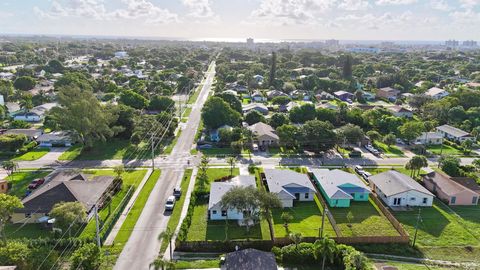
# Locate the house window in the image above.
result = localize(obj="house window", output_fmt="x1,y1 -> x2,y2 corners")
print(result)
212,210 -> 217,215
423,198 -> 428,204
410,197 -> 416,201
451,197 -> 456,204
359,194 -> 363,199
472,197 -> 478,204
305,193 -> 309,199
25,213 -> 31,218
221,210 -> 227,217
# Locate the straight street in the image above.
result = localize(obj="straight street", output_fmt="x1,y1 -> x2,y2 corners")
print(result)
113,61 -> 216,270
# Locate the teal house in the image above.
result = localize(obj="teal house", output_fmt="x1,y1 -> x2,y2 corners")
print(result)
310,169 -> 370,207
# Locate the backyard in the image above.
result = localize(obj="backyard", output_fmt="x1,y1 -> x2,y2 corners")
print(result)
271,196 -> 336,238
394,200 -> 480,247
328,199 -> 400,237
427,144 -> 465,156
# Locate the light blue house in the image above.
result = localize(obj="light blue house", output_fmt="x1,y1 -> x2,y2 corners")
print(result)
209,125 -> 233,142
310,169 -> 370,208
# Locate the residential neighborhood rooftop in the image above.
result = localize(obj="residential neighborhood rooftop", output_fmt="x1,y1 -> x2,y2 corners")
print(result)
369,170 -> 433,197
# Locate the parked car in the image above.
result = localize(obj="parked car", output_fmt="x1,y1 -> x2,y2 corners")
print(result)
396,138 -> 405,145
354,165 -> 364,174
361,171 -> 372,182
28,178 -> 45,190
252,143 -> 259,151
165,196 -> 176,211
198,144 -> 213,149
173,187 -> 182,199
349,150 -> 362,158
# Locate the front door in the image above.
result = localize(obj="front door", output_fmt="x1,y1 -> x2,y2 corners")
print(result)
295,193 -> 300,200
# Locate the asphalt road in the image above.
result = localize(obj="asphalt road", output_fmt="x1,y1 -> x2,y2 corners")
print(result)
113,61 -> 216,270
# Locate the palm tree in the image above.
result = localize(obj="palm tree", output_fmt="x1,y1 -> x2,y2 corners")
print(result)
313,237 -> 337,270
405,155 -> 428,177
226,156 -> 236,177
257,189 -> 282,240
289,232 -> 303,249
159,228 -> 175,261
19,94 -> 33,113
150,257 -> 175,270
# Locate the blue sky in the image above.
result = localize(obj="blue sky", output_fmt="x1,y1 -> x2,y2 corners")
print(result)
0,0 -> 479,41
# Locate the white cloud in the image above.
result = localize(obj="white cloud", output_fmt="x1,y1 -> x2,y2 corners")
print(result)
182,0 -> 215,18
375,0 -> 417,5
339,0 -> 370,10
449,9 -> 480,24
249,0 -> 335,25
430,0 -> 452,11
459,0 -> 479,9
0,10 -> 14,19
336,11 -> 414,29
34,0 -> 179,24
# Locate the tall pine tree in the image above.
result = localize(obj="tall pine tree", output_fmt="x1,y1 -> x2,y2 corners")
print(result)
269,51 -> 277,87
343,54 -> 353,79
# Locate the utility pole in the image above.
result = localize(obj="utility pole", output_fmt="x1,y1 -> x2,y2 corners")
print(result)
320,208 -> 327,238
95,205 -> 101,247
412,208 -> 421,247
150,133 -> 155,170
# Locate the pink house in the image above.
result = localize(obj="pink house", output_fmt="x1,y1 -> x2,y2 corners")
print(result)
423,172 -> 479,206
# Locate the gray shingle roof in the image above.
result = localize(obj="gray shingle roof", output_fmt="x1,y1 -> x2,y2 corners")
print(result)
208,175 -> 256,209
369,170 -> 433,197
310,169 -> 370,199
225,248 -> 277,270
20,171 -> 114,213
247,122 -> 279,140
263,169 -> 315,196
436,124 -> 471,138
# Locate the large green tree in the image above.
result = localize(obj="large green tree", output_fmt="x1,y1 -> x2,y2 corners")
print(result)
69,243 -> 103,270
13,76 -> 36,91
300,120 -> 337,152
50,85 -> 115,147
49,201 -> 86,236
0,194 -> 23,241
201,97 -> 241,129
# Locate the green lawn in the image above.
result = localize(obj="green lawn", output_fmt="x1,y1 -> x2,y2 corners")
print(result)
198,147 -> 237,156
195,168 -> 239,193
268,147 -> 303,157
163,130 -> 181,154
449,204 -> 480,239
329,199 -> 400,237
160,169 -> 193,253
58,139 -> 150,161
80,169 -> 148,238
375,261 -> 454,270
12,147 -> 50,161
182,107 -> 192,118
106,169 -> 160,257
394,200 -> 479,247
188,84 -> 203,104
364,167 -> 427,178
186,198 -> 267,241
5,223 -> 52,239
175,260 -> 220,269
271,196 -> 336,238
427,144 -> 464,155
6,170 -> 51,198
373,141 -> 405,157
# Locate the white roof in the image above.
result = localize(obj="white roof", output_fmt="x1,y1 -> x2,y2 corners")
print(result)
263,169 -> 315,197
208,175 -> 256,209
436,124 -> 471,138
310,169 -> 370,199
369,170 -> 434,197
426,87 -> 448,97
416,132 -> 443,140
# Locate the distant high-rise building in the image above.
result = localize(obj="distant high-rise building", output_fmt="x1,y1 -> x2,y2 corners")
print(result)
325,39 -> 339,46
246,37 -> 255,50
445,40 -> 459,47
463,40 -> 478,47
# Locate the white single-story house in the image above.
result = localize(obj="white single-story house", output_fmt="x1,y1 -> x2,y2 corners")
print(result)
436,124 -> 474,142
425,87 -> 449,100
415,132 -> 443,145
12,102 -> 57,122
263,169 -> 315,208
208,175 -> 257,220
251,91 -> 266,102
369,170 -> 434,207
37,131 -> 74,147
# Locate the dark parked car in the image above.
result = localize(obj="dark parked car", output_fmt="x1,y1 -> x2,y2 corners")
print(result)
173,187 -> 182,199
349,150 -> 362,158
28,178 -> 45,190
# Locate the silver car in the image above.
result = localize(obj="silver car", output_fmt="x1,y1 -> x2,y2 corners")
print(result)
165,196 -> 176,211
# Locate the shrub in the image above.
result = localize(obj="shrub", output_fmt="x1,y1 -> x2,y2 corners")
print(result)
280,242 -> 316,265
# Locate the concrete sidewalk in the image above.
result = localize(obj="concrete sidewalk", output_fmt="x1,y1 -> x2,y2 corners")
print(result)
104,168 -> 153,245
164,167 -> 198,260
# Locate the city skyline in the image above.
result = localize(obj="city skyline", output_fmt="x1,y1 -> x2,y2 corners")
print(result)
0,0 -> 480,41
